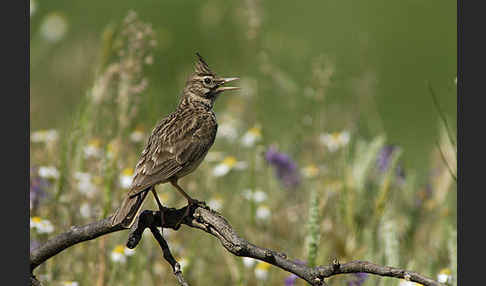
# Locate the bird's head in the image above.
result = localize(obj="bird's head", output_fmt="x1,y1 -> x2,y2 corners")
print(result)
182,53 -> 239,108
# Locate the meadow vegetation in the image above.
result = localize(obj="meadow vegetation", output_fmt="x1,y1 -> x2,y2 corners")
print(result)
30,3 -> 456,286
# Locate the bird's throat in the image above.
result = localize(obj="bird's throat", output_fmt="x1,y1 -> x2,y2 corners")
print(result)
179,92 -> 214,110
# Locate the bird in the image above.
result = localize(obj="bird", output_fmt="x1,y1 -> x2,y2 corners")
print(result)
111,53 -> 239,229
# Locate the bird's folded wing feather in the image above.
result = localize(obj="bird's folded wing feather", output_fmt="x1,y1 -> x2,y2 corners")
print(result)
127,112 -> 216,195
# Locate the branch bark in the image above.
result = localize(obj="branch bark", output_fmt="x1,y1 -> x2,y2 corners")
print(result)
30,205 -> 445,286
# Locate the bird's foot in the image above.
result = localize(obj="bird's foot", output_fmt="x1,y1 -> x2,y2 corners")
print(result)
173,198 -> 207,229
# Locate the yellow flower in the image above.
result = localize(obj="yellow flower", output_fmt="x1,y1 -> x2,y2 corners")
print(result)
106,140 -> 121,159
223,156 -> 237,167
255,205 -> 271,220
31,216 -> 42,224
437,268 -> 452,284
119,168 -> 134,189
212,156 -> 247,177
113,245 -> 125,253
122,168 -> 134,176
111,244 -> 127,263
302,164 -> 319,178
254,261 -> 271,280
241,126 -> 262,147
319,131 -> 350,152
84,138 -> 103,158
130,125 -> 146,143
89,138 -> 101,147
30,217 -> 54,234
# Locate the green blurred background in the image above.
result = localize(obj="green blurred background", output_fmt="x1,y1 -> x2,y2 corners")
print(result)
30,0 -> 456,177
30,1 -> 457,285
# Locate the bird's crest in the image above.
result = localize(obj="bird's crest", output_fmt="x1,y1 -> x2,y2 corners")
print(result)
194,52 -> 214,75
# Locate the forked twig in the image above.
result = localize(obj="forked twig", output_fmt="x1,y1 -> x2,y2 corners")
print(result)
30,206 -> 445,286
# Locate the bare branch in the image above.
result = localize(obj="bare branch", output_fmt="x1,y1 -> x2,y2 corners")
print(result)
30,205 -> 445,286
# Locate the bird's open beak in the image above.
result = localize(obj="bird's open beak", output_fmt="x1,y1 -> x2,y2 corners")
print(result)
216,77 -> 240,92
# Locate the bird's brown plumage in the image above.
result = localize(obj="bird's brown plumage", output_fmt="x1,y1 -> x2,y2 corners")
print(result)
111,53 -> 238,228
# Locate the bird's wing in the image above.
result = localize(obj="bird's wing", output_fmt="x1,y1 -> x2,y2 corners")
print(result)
127,111 -> 216,194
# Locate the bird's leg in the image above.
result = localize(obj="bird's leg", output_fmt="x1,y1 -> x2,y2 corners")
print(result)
170,179 -> 206,229
151,187 -> 168,228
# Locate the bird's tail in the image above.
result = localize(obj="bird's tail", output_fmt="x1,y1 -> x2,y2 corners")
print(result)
111,188 -> 150,228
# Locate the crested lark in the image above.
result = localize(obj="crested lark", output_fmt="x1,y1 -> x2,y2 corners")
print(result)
111,53 -> 239,228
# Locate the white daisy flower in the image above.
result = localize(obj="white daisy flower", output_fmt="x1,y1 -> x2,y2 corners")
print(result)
241,126 -> 262,147
119,168 -> 134,189
130,127 -> 145,143
254,261 -> 271,280
83,139 -> 103,159
74,172 -> 97,197
253,190 -> 267,203
212,156 -> 247,177
207,197 -> 224,211
40,12 -> 68,43
38,166 -> 60,180
242,257 -> 257,268
110,245 -> 127,263
30,217 -> 54,234
31,129 -> 59,144
319,131 -> 350,152
255,205 -> 271,220
437,268 -> 452,284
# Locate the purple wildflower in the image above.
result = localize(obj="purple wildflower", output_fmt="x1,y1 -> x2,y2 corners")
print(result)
30,167 -> 49,211
285,274 -> 297,286
284,259 -> 306,286
265,146 -> 300,189
346,272 -> 368,286
376,145 -> 405,183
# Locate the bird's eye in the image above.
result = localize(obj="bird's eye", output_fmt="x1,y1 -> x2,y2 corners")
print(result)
204,77 -> 212,85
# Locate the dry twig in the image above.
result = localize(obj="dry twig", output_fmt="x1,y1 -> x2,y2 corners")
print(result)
30,205 -> 445,286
